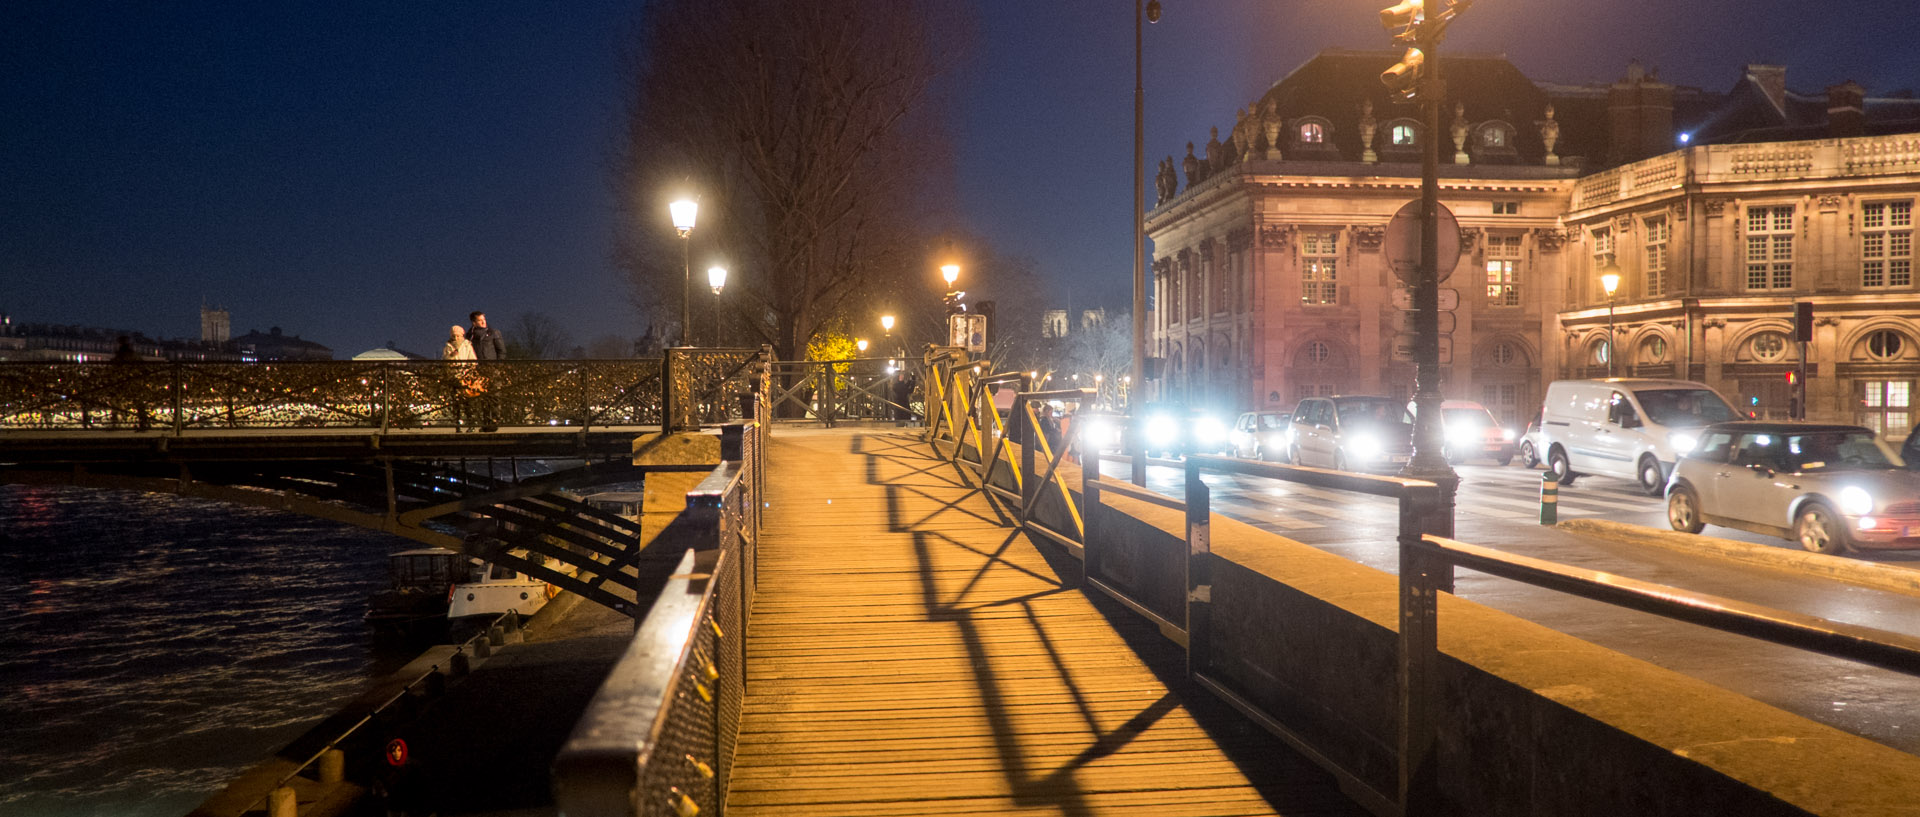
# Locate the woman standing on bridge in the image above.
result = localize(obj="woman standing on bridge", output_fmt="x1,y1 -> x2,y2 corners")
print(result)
444,326 -> 480,427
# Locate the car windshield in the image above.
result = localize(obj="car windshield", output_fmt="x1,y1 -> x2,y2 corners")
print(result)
1782,431 -> 1897,472
1259,414 -> 1289,430
1634,388 -> 1735,427
1336,398 -> 1412,428
1442,408 -> 1492,427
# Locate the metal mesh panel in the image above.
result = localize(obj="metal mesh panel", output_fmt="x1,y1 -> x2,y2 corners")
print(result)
0,360 -> 668,430
667,349 -> 761,430
634,604 -> 722,817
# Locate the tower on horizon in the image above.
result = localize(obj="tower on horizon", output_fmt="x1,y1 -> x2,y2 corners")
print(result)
200,304 -> 230,343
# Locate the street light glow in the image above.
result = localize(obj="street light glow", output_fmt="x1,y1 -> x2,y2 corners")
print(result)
856,338 -> 869,353
1600,271 -> 1621,297
880,315 -> 895,332
941,264 -> 960,285
707,265 -> 728,293
670,198 -> 698,237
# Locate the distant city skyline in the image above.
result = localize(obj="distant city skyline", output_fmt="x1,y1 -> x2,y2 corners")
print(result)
4,1 -> 1910,356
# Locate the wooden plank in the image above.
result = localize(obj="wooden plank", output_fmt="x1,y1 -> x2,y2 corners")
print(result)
727,431 -> 1359,817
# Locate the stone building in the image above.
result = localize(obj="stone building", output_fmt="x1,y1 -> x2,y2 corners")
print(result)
1148,49 -> 1920,436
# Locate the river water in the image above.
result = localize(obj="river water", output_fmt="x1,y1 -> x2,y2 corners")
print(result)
0,485 -> 418,817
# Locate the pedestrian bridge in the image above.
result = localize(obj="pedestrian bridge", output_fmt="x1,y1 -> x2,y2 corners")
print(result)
10,352 -> 1920,815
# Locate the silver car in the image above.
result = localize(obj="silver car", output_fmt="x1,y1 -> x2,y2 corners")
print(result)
1666,421 -> 1920,555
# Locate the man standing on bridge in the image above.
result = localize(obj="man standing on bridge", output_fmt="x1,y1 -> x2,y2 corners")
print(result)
468,311 -> 508,431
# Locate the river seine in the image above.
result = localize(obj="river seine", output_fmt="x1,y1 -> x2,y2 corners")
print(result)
0,485 -> 417,817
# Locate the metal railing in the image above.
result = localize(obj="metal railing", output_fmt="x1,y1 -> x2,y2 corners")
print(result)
768,358 -> 920,426
553,422 -> 761,817
0,350 -> 775,435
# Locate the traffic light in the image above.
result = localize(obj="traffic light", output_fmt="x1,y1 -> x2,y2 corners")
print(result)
1794,301 -> 1814,342
1381,47 -> 1426,97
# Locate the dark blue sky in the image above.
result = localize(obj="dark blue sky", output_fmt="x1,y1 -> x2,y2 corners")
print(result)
4,1 -> 1912,356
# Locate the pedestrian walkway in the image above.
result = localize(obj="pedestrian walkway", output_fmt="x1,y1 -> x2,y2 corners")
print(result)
728,429 -> 1365,817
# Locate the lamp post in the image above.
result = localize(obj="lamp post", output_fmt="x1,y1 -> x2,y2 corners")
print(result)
707,265 -> 728,347
1130,0 -> 1162,486
1600,267 -> 1621,378
670,198 -> 699,346
856,338 -> 869,356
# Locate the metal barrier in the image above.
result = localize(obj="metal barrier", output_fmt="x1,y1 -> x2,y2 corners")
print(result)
768,358 -> 920,426
552,423 -> 760,817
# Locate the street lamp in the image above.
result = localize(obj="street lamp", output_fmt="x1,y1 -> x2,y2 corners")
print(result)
881,314 -> 895,333
670,197 -> 699,346
1600,266 -> 1621,378
707,265 -> 728,347
941,264 -> 959,287
856,338 -> 869,355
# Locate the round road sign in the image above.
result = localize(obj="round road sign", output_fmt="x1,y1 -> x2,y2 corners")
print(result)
1385,199 -> 1461,284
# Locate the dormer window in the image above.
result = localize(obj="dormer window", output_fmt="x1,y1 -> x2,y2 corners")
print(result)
1481,125 -> 1509,148
1390,123 -> 1417,146
1299,122 -> 1324,144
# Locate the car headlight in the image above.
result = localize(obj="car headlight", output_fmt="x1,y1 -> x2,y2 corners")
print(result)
1193,417 -> 1226,445
1501,428 -> 1515,441
1445,425 -> 1480,448
1349,433 -> 1381,458
1668,432 -> 1698,454
1145,416 -> 1177,447
1081,420 -> 1114,446
1839,486 -> 1876,516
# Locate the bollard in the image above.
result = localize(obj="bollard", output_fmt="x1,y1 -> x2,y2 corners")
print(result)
267,785 -> 298,817
488,625 -> 506,646
1539,470 -> 1559,525
318,749 -> 345,785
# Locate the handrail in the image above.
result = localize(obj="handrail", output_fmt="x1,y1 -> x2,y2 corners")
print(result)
1414,534 -> 1920,677
1090,475 -> 1185,510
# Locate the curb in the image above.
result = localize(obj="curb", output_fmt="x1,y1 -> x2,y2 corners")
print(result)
1556,517 -> 1920,598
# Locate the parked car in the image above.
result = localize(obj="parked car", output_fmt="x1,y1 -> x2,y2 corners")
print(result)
1288,395 -> 1414,472
1536,378 -> 1738,495
1516,408 -> 1545,468
1437,400 -> 1516,465
1230,410 -> 1293,461
1666,421 -> 1920,554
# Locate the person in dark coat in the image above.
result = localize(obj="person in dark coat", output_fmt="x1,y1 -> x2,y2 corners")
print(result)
467,312 -> 508,430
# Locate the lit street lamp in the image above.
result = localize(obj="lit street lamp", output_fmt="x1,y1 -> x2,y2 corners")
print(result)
1600,266 -> 1621,378
707,265 -> 728,347
941,263 -> 959,287
881,314 -> 895,334
670,197 -> 699,346
856,338 -> 869,355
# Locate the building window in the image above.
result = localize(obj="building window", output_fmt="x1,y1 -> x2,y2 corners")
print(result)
1591,226 -> 1615,275
1745,205 -> 1795,290
1491,342 -> 1517,366
1492,201 -> 1518,215
1862,201 -> 1913,288
1860,380 -> 1912,437
1867,329 -> 1907,361
1301,233 -> 1338,305
1485,234 -> 1521,306
1211,248 -> 1228,314
1390,123 -> 1417,146
1641,336 -> 1668,364
1482,126 -> 1509,148
1304,341 -> 1332,364
1750,331 -> 1789,362
1298,122 -> 1324,144
1166,272 -> 1181,324
1644,216 -> 1670,295
1590,338 -> 1611,366
1187,257 -> 1203,320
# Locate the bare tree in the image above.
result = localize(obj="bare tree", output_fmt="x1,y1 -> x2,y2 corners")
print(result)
505,311 -> 576,360
616,0 -> 966,360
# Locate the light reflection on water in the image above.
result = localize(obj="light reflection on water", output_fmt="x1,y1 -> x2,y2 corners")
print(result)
0,485 -> 414,817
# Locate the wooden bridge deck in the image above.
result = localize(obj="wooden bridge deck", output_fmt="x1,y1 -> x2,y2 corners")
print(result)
729,429 -> 1365,817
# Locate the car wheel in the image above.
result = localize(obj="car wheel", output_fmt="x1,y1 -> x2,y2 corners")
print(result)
1495,453 -> 1514,466
1519,439 -> 1539,468
1547,447 -> 1577,486
1636,455 -> 1666,497
1794,503 -> 1851,555
1667,486 -> 1704,533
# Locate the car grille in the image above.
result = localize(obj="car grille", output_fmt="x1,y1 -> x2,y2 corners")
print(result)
1882,501 -> 1920,517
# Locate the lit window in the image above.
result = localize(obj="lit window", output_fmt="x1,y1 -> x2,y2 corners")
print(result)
1299,122 -> 1324,144
1391,124 -> 1417,146
1301,234 -> 1338,305
1860,380 -> 1912,437
1744,205 -> 1795,290
1485,235 -> 1521,306
1862,201 -> 1912,288
1644,217 -> 1670,295
1482,126 -> 1508,148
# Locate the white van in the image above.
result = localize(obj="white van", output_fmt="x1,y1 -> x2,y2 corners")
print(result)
1537,378 -> 1739,495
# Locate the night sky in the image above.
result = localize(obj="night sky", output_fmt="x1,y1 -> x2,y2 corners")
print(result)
4,1 -> 1912,357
